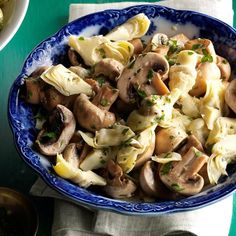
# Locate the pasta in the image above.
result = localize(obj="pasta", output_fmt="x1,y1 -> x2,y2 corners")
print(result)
23,13 -> 236,201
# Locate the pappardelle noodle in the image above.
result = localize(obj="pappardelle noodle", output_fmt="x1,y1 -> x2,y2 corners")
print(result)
23,13 -> 236,201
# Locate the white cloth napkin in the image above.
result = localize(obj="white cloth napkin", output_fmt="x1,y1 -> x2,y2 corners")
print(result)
69,0 -> 234,25
30,1 -> 234,236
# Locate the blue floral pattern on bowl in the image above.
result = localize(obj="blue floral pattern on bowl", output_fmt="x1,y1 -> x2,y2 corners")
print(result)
8,5 -> 236,215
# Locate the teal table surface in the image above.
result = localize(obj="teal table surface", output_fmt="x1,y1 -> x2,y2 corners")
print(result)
0,0 -> 235,235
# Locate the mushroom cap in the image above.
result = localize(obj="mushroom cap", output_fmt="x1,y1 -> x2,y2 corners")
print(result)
144,33 -> 169,55
37,105 -> 76,156
139,161 -> 159,197
216,55 -> 231,81
103,160 -> 137,198
155,127 -> 188,155
73,93 -> 116,132
159,147 -> 208,196
63,143 -> 80,168
184,38 -> 217,63
117,52 -> 169,103
225,79 -> 236,113
94,58 -> 124,81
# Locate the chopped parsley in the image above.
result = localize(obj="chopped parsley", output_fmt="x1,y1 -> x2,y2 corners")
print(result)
169,135 -> 175,140
122,128 -> 129,135
147,69 -> 154,82
136,88 -> 147,98
160,162 -> 172,175
98,48 -> 106,58
78,36 -> 85,41
222,59 -> 228,64
96,77 -> 106,86
201,49 -> 213,63
192,43 -> 204,50
171,183 -> 184,191
100,99 -> 110,107
100,159 -> 106,164
188,51 -> 194,55
41,131 -> 57,139
151,114 -> 165,125
168,39 -> 179,54
27,91 -> 33,99
194,150 -> 202,158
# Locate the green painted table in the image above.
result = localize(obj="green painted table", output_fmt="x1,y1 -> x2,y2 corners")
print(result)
0,1 -> 235,235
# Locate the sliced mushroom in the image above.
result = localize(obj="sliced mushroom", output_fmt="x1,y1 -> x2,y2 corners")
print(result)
155,127 -> 188,155
103,160 -> 137,198
184,38 -> 217,63
117,52 -> 169,103
94,58 -> 124,81
189,62 -> 221,97
92,85 -> 119,110
63,143 -> 80,168
159,147 -> 208,196
84,78 -> 101,94
151,73 -> 170,95
25,77 -> 44,104
140,161 -> 181,200
225,79 -> 236,113
40,85 -> 76,111
139,161 -> 158,197
69,66 -> 91,79
170,33 -> 190,46
36,105 -> 76,156
129,38 -> 144,55
73,93 -> 116,132
216,55 -> 231,81
68,48 -> 80,66
144,33 -> 169,55
178,135 -> 204,156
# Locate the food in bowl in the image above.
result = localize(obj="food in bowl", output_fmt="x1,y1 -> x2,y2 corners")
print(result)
0,0 -> 8,30
21,13 -> 236,201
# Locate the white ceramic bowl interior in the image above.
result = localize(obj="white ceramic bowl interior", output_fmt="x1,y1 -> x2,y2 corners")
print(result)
0,0 -> 29,51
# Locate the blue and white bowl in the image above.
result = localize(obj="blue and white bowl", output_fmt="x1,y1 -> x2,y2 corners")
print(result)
8,5 -> 236,215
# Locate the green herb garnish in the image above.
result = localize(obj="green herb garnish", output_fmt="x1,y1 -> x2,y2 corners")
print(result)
188,51 -> 194,55
147,69 -> 154,82
100,99 -> 110,107
160,162 -> 172,175
41,131 -> 57,139
192,43 -> 204,50
122,128 -> 129,135
201,48 -> 213,63
171,183 -> 184,191
78,36 -> 85,41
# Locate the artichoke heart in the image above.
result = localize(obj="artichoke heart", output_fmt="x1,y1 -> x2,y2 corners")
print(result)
53,154 -> 106,188
207,117 -> 236,145
41,64 -> 92,96
127,89 -> 180,131
101,40 -> 134,65
0,8 -> 3,30
199,79 -> 225,130
68,35 -> 110,66
79,124 -> 135,148
80,148 -> 111,171
117,125 -> 156,173
208,135 -> 236,184
105,13 -> 150,41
